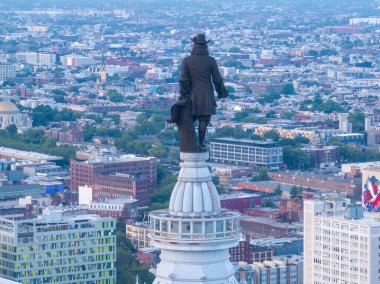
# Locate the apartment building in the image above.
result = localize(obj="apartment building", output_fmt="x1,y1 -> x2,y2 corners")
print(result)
304,195 -> 380,284
210,137 -> 283,170
0,208 -> 116,283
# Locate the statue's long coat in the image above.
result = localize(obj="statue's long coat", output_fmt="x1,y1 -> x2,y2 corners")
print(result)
179,54 -> 227,116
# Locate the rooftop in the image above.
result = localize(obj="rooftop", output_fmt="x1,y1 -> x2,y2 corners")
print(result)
220,192 -> 261,200
0,184 -> 45,199
211,137 -> 280,147
0,101 -> 19,113
240,215 -> 300,230
91,198 -> 138,205
0,147 -> 62,162
85,154 -> 154,164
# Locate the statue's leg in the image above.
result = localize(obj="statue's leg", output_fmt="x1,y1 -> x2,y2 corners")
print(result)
198,116 -> 210,152
177,100 -> 198,153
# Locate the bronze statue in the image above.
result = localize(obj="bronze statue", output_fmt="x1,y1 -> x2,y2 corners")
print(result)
176,34 -> 228,153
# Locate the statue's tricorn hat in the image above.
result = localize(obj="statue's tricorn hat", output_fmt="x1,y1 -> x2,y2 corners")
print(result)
191,34 -> 211,45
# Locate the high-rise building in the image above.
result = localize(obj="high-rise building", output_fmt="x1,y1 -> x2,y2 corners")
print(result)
304,194 -> 380,284
210,138 -> 283,170
149,152 -> 241,283
0,207 -> 116,283
338,113 -> 352,133
70,155 -> 156,207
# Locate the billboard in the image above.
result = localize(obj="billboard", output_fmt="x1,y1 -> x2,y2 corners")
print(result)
362,171 -> 380,211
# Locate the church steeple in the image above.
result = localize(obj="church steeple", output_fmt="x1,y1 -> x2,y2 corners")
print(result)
97,28 -> 107,97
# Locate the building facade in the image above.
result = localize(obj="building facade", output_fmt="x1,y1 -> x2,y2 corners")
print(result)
302,145 -> 340,168
126,222 -> 150,249
234,258 -> 301,284
210,138 -> 283,170
70,155 -> 156,207
268,171 -> 361,196
304,195 -> 380,284
0,208 -> 116,283
0,64 -> 16,81
240,216 -> 298,239
0,101 -> 22,130
88,198 -> 138,222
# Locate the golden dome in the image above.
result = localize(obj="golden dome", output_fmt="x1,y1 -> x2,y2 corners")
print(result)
0,101 -> 19,113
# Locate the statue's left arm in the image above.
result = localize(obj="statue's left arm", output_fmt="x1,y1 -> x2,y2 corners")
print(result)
179,58 -> 191,99
211,58 -> 228,99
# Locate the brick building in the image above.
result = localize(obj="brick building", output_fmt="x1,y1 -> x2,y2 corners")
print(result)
88,198 -> 138,222
44,128 -> 83,142
70,155 -> 156,207
240,216 -> 298,239
137,248 -> 160,266
301,145 -> 340,168
229,235 -> 303,264
135,98 -> 177,111
220,193 -> 262,213
268,171 -> 361,197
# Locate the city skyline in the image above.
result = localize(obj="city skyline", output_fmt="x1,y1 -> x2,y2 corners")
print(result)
0,0 -> 380,283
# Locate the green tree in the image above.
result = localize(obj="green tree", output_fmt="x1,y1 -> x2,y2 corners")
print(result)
158,129 -> 180,146
308,50 -> 319,57
348,112 -> 365,132
116,225 -> 154,284
251,134 -> 262,141
281,112 -> 295,120
258,167 -> 269,180
262,198 -> 275,207
147,142 -> 168,159
283,146 -> 310,170
109,114 -> 120,125
226,86 -> 236,94
128,141 -> 151,155
52,89 -> 67,97
2,80 -> 15,87
275,184 -> 282,196
149,172 -> 177,210
212,175 -> 220,186
213,126 -> 246,139
257,92 -> 281,104
290,186 -> 299,197
263,130 -> 281,141
32,105 -> 57,126
283,84 -> 295,95
6,124 -> 17,134
106,89 -> 124,103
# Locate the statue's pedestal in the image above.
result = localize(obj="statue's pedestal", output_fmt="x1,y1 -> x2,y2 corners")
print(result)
149,152 -> 240,284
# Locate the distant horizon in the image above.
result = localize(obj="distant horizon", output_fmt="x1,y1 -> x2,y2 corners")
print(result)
0,0 -> 377,10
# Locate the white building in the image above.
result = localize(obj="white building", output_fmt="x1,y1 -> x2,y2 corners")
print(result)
350,18 -> 380,25
126,222 -> 150,249
210,137 -> 283,170
304,194 -> 380,284
338,113 -> 352,133
0,101 -> 22,129
149,152 -> 241,283
0,207 -> 116,283
0,64 -> 16,81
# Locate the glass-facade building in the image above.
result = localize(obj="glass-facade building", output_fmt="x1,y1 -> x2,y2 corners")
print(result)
0,209 -> 116,284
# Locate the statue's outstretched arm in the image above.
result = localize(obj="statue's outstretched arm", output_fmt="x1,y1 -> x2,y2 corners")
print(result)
211,58 -> 228,99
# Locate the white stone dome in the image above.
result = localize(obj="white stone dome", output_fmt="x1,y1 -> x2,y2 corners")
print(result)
0,101 -> 19,114
169,152 -> 221,217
